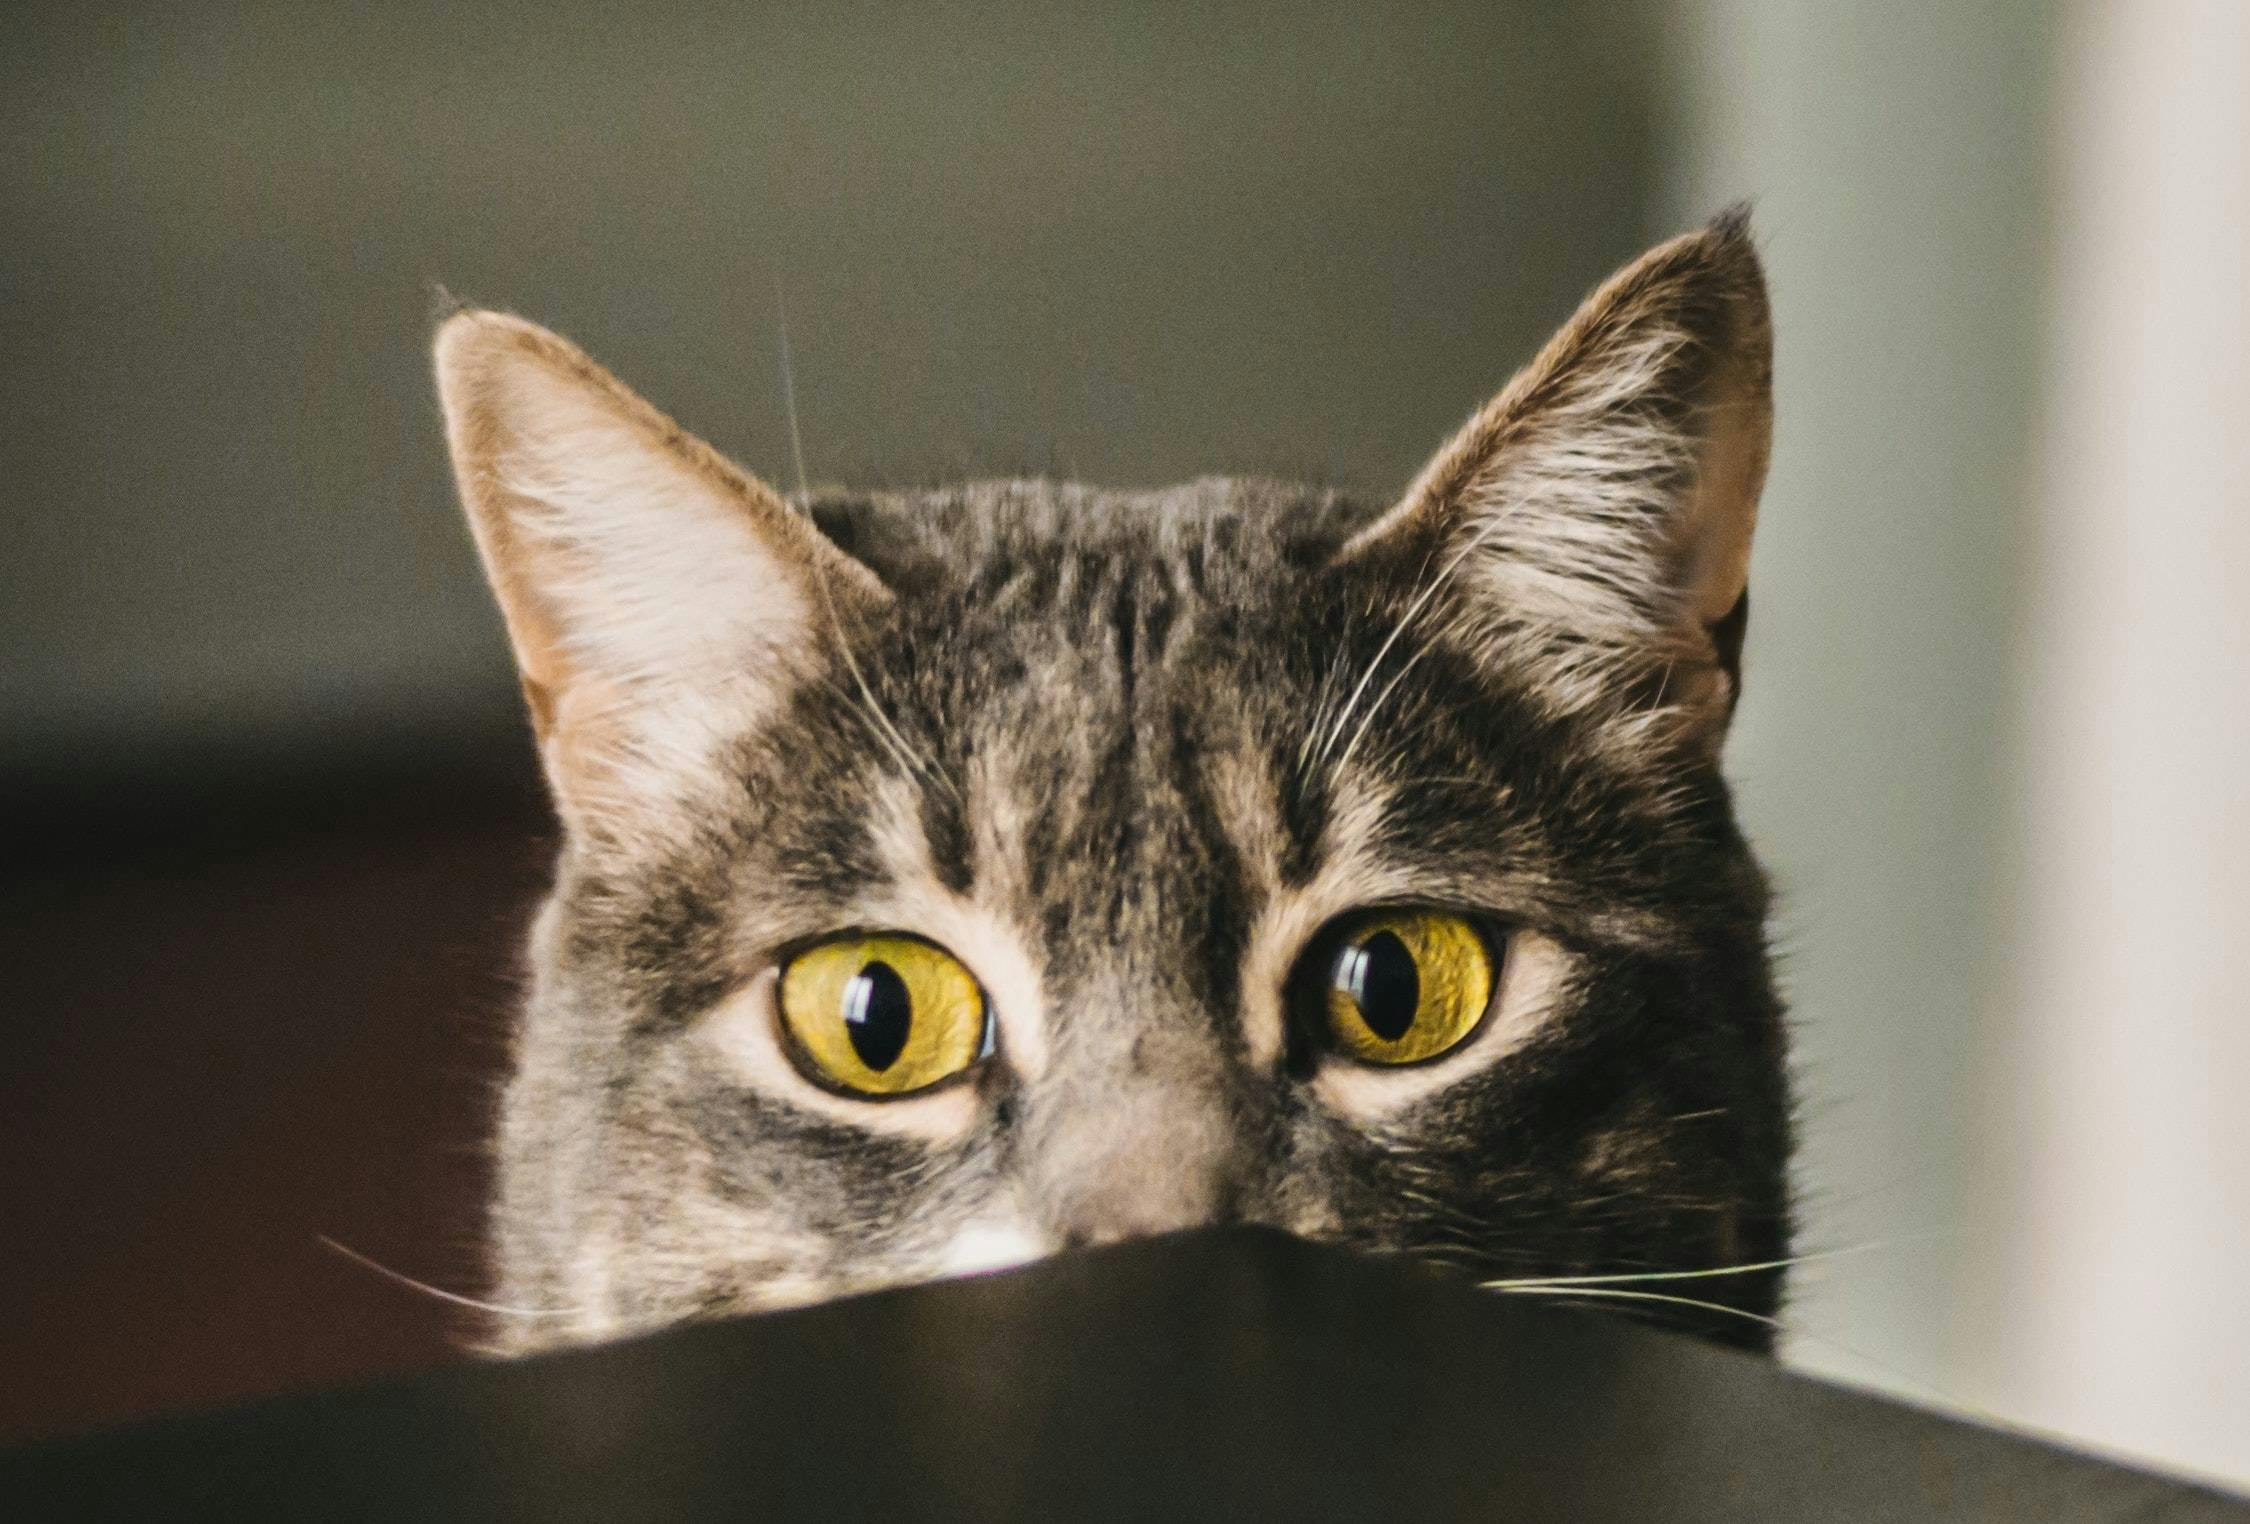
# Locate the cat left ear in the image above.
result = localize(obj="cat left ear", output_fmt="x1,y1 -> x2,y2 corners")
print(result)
1343,208 -> 1772,747
434,309 -> 888,831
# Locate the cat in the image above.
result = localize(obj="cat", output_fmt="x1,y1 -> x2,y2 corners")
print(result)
432,209 -> 1790,1356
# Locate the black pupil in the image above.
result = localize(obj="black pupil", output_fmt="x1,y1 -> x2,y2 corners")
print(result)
843,960 -> 913,1071
1342,930 -> 1420,1042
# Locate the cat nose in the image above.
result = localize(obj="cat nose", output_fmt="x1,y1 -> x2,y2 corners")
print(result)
1029,1086 -> 1244,1248
1055,1177 -> 1239,1249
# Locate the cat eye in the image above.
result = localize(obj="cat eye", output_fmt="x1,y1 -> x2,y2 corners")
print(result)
777,935 -> 993,1097
1297,910 -> 1498,1066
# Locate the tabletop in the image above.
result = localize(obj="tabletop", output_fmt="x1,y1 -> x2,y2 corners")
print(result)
5,1227 -> 2244,1522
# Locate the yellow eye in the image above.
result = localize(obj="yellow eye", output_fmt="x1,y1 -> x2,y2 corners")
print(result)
1310,910 -> 1495,1065
777,935 -> 991,1097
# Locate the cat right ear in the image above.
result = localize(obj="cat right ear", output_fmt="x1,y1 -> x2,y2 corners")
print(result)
1341,210 -> 1772,752
433,310 -> 886,831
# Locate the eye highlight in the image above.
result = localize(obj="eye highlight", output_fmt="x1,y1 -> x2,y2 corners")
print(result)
1300,910 -> 1496,1066
777,935 -> 992,1097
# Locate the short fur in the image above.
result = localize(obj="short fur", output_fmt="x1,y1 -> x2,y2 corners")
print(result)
435,212 -> 1792,1354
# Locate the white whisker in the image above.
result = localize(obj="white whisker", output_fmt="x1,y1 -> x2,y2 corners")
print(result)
1486,1239 -> 2014,1428
775,277 -> 810,505
1497,1282 -> 1784,1333
769,301 -> 962,810
1333,637 -> 1437,776
1305,492 -> 1540,781
811,567 -> 965,807
1479,1239 -> 1894,1291
318,1236 -> 584,1321
1306,553 -> 1452,773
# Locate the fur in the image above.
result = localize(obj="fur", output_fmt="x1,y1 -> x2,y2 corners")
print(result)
434,212 -> 1792,1355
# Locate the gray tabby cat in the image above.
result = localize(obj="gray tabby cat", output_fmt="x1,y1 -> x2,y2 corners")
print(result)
434,210 -> 1790,1356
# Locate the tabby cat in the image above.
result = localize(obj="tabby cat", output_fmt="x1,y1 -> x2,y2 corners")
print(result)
433,210 -> 1790,1355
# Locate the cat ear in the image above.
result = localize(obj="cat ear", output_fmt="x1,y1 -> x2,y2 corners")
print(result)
1343,208 -> 1772,746
433,309 -> 886,827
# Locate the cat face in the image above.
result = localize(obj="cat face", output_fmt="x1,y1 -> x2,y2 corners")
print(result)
436,212 -> 1790,1354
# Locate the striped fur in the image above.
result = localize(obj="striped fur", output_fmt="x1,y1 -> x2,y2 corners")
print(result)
433,213 -> 1791,1357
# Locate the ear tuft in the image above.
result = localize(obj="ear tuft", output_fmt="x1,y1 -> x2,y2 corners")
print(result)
1707,199 -> 1755,243
427,281 -> 469,326
1344,211 -> 1774,745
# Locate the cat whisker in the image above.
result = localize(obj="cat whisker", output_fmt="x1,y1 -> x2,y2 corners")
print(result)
1306,567 -> 1447,775
812,570 -> 966,807
1478,1239 -> 1892,1291
1307,498 -> 1530,781
774,276 -> 811,505
1295,641 -> 1357,778
767,287 -> 961,808
1494,1282 -> 1784,1334
1506,1279 -> 2017,1432
318,1236 -> 586,1321
1333,636 -> 1437,776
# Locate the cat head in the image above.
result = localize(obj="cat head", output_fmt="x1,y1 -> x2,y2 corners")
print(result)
435,211 -> 1789,1352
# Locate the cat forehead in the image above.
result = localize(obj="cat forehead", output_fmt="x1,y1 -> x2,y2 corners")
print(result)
571,480 -> 1707,1050
791,478 -> 1369,791
768,590 -> 1325,940
642,470 -> 1700,962
807,475 -> 1375,589
757,476 -> 1610,887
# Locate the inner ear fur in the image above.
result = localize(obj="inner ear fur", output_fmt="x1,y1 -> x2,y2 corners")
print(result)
1344,209 -> 1774,737
432,308 -> 887,821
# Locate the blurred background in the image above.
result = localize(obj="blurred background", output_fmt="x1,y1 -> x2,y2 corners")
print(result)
5,0 -> 2244,1487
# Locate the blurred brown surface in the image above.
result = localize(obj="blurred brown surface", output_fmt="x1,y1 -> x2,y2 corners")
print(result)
0,776 -> 553,1442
